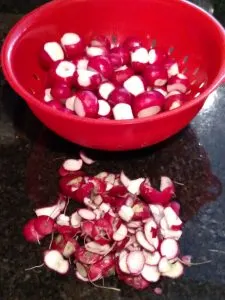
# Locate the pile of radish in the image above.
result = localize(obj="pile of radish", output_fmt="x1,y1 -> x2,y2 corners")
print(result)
40,33 -> 191,120
23,154 -> 190,291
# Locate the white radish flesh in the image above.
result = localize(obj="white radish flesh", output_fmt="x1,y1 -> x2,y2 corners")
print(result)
127,178 -> 145,195
162,261 -> 184,278
149,204 -> 164,224
98,82 -> 115,100
136,231 -> 155,252
118,205 -> 134,222
143,250 -> 161,266
120,171 -> 131,187
164,207 -> 182,228
85,242 -> 110,255
44,88 -> 53,102
141,265 -> 160,282
160,238 -> 179,260
44,250 -> 69,274
63,159 -> 83,171
99,203 -> 111,213
65,96 -> 75,111
35,202 -> 66,219
113,224 -> 128,241
127,251 -> 145,274
158,257 -> 172,273
56,214 -> 70,226
119,250 -> 130,274
70,212 -> 82,227
98,99 -> 112,118
74,91 -> 99,118
123,75 -> 145,96
78,209 -> 96,221
113,103 -> 134,120
79,151 -> 95,165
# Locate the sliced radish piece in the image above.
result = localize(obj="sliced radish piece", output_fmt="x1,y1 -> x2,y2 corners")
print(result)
127,221 -> 142,229
132,91 -> 164,118
99,203 -> 111,213
167,201 -> 181,216
98,82 -> 115,100
144,219 -> 159,249
123,75 -> 145,96
162,261 -> 184,278
148,48 -> 167,65
141,265 -> 160,282
136,231 -> 155,252
86,46 -> 108,57
75,247 -> 102,265
65,95 -> 75,111
149,204 -> 164,224
131,47 -> 149,72
63,159 -> 83,172
160,238 -> 179,259
112,66 -> 134,86
113,224 -> 128,241
120,171 -> 131,187
126,251 -> 145,275
161,228 -> 183,240
78,209 -> 96,220
93,195 -> 103,206
74,91 -> 99,118
63,239 -> 78,258
98,99 -> 112,118
118,205 -> 134,222
76,262 -> 88,278
127,178 -> 145,195
76,271 -> 89,282
34,201 -> 66,219
88,55 -> 113,79
56,214 -> 70,226
88,263 -> 103,281
165,58 -> 179,77
70,212 -> 82,227
84,197 -> 97,210
167,73 -> 190,93
113,103 -> 134,120
164,92 -> 186,111
40,42 -> 64,69
164,207 -> 182,228
85,242 -> 110,255
110,46 -> 130,67
119,250 -> 130,274
44,88 -> 53,102
73,56 -> 89,70
158,257 -> 172,273
61,32 -> 84,59
44,250 -> 69,274
79,151 -> 95,165
153,86 -> 168,97
143,250 -> 161,266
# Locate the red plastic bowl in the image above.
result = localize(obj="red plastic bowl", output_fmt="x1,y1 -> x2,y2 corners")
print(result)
1,0 -> 225,151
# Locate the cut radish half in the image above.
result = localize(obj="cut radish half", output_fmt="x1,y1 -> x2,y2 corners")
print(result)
98,82 -> 115,100
56,214 -> 70,226
162,261 -> 184,278
78,209 -> 96,220
127,251 -> 145,274
164,207 -> 182,228
113,224 -> 128,241
113,103 -> 134,120
160,238 -> 179,259
79,151 -> 95,165
136,231 -> 155,252
123,75 -> 145,96
141,265 -> 160,282
119,250 -> 130,274
63,159 -> 83,171
143,250 -> 161,266
127,178 -> 145,195
158,257 -> 172,273
44,250 -> 69,274
98,99 -> 112,118
118,205 -> 134,222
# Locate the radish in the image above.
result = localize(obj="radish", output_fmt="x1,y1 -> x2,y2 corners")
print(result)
76,262 -> 88,281
136,231 -> 155,252
98,99 -> 112,118
118,205 -> 134,222
87,177 -> 106,194
74,91 -> 99,118
79,151 -> 95,165
167,201 -> 181,216
72,182 -> 95,203
44,88 -> 53,102
125,196 -> 135,207
99,203 -> 111,214
56,224 -> 80,236
48,60 -> 76,86
144,219 -> 159,248
46,100 -> 65,111
153,86 -> 168,97
123,75 -> 145,96
167,74 -> 190,93
164,57 -> 179,77
86,46 -> 108,57
131,47 -> 149,72
161,228 -> 183,240
88,263 -> 103,281
75,247 -> 102,264
44,250 -> 69,274
88,55 -> 113,79
141,265 -> 160,282
34,201 -> 66,219
162,261 -> 184,278
89,35 -> 111,50
61,33 -> 84,59
111,66 -> 134,86
148,48 -> 167,65
119,250 -> 130,274
112,103 -> 134,120
160,176 -> 175,194
127,178 -> 145,195
73,56 -> 89,70
93,195 -> 103,206
123,36 -> 143,51
143,65 -> 168,87
98,81 -> 115,100
40,42 -> 64,69
23,219 -> 44,243
109,46 -> 130,68
113,224 -> 128,241
132,202 -> 151,220
78,209 -> 96,221
132,91 -> 164,118
70,212 -> 82,227
143,250 -> 161,266
92,218 -> 113,243
126,251 -> 145,274
56,214 -> 70,226
154,287 -> 163,295
85,241 -> 111,255
160,238 -> 179,259
63,159 -> 83,172
120,171 -> 131,187
149,204 -> 164,224
58,166 -> 85,177
73,69 -> 101,90
108,87 -> 132,107
108,185 -> 128,197
122,274 -> 150,290
63,239 -> 79,258
81,221 -> 94,237
65,95 -> 75,111
100,254 -> 116,277
76,271 -> 89,282
164,92 -> 186,111
127,221 -> 142,228
59,174 -> 83,199
158,257 -> 172,273
164,207 -> 182,228
34,216 -> 55,236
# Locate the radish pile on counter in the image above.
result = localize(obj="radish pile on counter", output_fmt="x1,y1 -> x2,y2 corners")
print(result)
23,154 -> 191,292
41,33 -> 191,120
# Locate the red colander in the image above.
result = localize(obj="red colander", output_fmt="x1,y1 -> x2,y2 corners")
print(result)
1,0 -> 225,151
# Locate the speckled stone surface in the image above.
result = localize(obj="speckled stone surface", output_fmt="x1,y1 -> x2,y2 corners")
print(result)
1,1 -> 225,299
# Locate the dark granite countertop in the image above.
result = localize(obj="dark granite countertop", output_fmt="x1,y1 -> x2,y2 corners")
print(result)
1,1 -> 225,299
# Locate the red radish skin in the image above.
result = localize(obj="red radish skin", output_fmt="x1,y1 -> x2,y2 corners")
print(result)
79,151 -> 95,165
34,216 -> 55,236
123,37 -> 143,51
108,185 -> 128,197
74,69 -> 101,90
46,100 -> 65,111
168,201 -> 181,216
111,66 -> 134,86
131,47 -> 149,72
88,263 -> 103,281
73,182 -> 95,203
118,205 -> 134,222
48,60 -> 76,86
88,56 -> 113,79
86,46 -> 108,57
113,103 -> 134,120
44,250 -> 69,274
123,75 -> 145,97
108,87 -> 133,107
127,251 -> 145,274
73,56 -> 89,70
143,65 -> 168,87
63,159 -> 83,172
98,99 -> 112,118
143,250 -> 161,266
59,174 -> 83,199
133,91 -> 164,118
116,237 -> 130,252
61,33 -> 84,59
98,82 -> 115,100
160,238 -> 179,260
136,231 -> 155,252
167,73 -> 190,93
78,209 -> 96,221
132,202 -> 151,220
81,221 -> 94,237
75,247 -> 102,264
40,42 -> 64,69
23,219 -> 44,243
113,224 -> 128,241
141,265 -> 160,282
90,35 -> 111,50
148,48 -> 168,65
109,46 -> 130,67
162,261 -> 184,278
153,86 -> 168,97
144,219 -> 158,248
164,92 -> 186,111
56,224 -> 80,236
74,91 -> 99,118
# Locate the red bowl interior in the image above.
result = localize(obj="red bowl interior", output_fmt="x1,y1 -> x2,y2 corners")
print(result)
1,0 -> 225,150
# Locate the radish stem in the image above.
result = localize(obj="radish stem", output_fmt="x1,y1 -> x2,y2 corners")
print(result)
64,197 -> 70,215
48,231 -> 54,250
178,258 -> 212,266
89,278 -> 121,292
209,249 -> 225,255
25,263 -> 44,271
